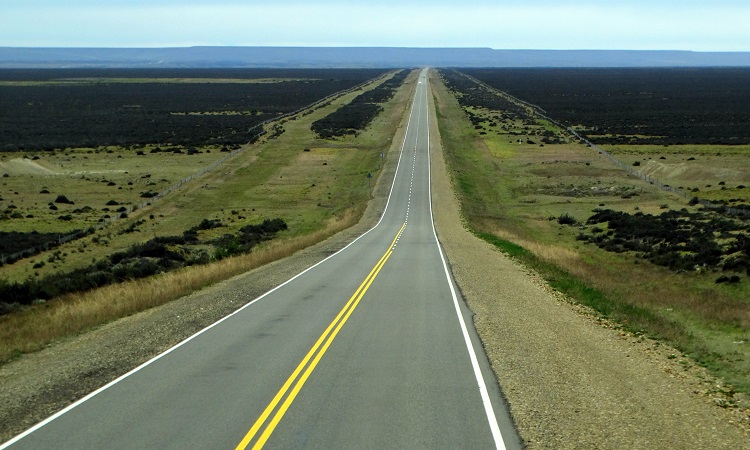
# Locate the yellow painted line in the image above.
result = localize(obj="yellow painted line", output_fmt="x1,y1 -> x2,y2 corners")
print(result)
235,224 -> 406,450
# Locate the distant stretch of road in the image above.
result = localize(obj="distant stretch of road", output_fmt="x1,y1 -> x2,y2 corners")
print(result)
2,69 -> 521,449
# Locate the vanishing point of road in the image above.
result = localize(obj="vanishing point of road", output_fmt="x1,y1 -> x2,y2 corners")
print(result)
2,69 -> 522,449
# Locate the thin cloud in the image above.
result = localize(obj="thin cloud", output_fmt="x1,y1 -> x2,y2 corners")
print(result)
1,1 -> 748,50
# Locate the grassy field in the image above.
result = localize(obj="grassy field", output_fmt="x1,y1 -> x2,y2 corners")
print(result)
0,146 -> 227,234
0,72 -> 396,279
431,70 -> 750,396
600,144 -> 750,204
0,69 -> 418,362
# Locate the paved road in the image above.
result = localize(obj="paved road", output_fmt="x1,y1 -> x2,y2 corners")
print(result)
2,70 -> 521,449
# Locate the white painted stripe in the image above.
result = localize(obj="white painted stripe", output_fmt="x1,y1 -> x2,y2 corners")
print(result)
0,71 -> 424,449
423,71 -> 507,449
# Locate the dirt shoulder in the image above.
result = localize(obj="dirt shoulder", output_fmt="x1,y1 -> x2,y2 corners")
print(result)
427,75 -> 749,448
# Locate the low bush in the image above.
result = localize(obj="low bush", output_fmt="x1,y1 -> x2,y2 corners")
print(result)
557,213 -> 578,225
578,208 -> 750,275
54,194 -> 74,204
311,70 -> 408,138
196,218 -> 223,230
214,218 -> 287,259
0,218 -> 287,313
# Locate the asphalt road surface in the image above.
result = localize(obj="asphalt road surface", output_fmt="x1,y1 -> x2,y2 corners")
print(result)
2,70 -> 521,449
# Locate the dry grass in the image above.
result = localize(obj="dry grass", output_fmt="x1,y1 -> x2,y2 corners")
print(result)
481,216 -> 750,332
0,206 -> 361,363
478,220 -> 582,269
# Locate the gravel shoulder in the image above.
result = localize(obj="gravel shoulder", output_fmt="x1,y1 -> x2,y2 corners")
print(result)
426,78 -> 750,448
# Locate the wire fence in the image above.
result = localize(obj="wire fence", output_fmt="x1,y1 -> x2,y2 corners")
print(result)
1,73 -> 393,266
460,72 -> 750,219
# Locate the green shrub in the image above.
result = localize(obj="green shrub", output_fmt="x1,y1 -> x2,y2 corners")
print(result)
0,218 -> 288,313
54,195 -> 74,204
557,213 -> 578,226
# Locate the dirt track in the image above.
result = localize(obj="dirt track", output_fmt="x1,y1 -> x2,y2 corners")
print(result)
0,158 -> 55,176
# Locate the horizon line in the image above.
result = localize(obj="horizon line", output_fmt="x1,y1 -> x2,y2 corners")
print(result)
2,46 -> 749,53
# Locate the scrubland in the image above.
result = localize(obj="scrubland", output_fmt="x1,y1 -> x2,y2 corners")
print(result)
435,69 -> 750,397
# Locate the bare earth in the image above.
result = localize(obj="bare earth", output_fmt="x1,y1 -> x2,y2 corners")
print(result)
1,87 -> 749,448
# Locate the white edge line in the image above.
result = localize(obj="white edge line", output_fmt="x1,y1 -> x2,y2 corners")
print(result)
423,71 -> 507,450
0,71 -> 421,450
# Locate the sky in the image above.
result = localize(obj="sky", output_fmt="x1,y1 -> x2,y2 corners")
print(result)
2,0 -> 749,51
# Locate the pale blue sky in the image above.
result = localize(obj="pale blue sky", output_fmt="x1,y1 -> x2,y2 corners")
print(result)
2,0 -> 748,51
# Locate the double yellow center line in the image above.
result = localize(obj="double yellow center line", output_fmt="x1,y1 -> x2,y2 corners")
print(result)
236,223 -> 406,449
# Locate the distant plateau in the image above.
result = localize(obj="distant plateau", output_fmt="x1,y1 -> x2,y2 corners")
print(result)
1,47 -> 750,68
